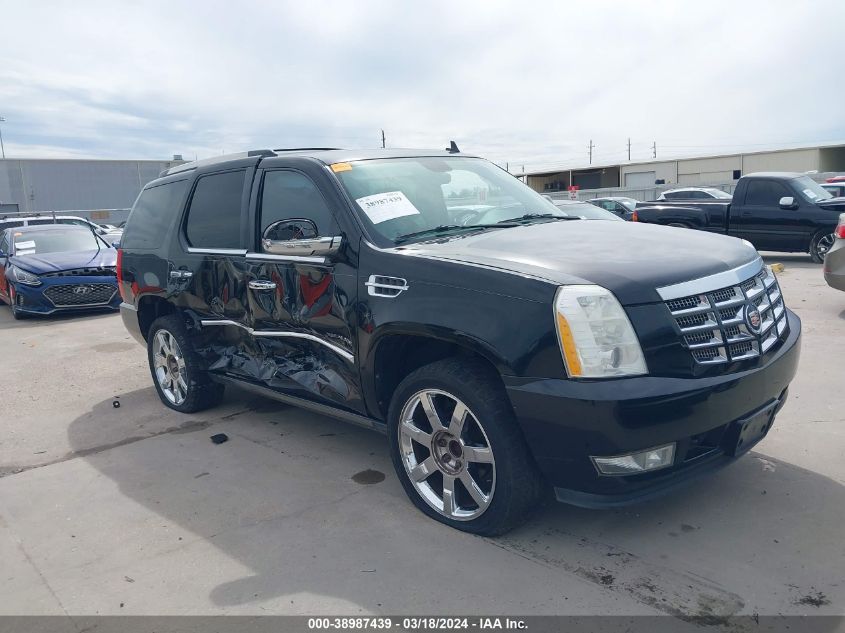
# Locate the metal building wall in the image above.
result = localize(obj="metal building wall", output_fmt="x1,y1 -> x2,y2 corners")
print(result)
0,158 -> 179,214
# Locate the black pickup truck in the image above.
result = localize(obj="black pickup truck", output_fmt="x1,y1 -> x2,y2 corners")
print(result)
634,173 -> 845,262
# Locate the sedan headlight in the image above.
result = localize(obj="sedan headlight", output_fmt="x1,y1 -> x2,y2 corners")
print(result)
554,285 -> 647,378
10,266 -> 42,286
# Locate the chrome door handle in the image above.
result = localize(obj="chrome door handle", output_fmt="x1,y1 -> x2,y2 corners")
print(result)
170,270 -> 193,279
248,280 -> 277,291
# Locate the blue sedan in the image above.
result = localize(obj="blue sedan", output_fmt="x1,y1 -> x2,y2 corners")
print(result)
0,225 -> 120,319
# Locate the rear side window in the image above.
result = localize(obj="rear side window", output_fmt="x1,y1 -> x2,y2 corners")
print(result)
185,170 -> 246,249
123,180 -> 190,249
260,170 -> 338,237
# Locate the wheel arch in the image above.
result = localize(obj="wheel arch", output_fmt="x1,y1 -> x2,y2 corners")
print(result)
364,324 -> 512,421
137,295 -> 177,341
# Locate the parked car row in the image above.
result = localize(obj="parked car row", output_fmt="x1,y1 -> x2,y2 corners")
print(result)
0,213 -> 123,244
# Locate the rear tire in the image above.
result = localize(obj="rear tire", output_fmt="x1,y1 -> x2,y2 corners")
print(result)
387,358 -> 544,536
810,230 -> 835,264
147,314 -> 224,413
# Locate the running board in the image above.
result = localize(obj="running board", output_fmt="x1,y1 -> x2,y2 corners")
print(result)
211,374 -> 387,435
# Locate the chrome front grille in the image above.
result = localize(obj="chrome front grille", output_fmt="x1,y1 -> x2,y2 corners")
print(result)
665,266 -> 788,365
44,283 -> 117,307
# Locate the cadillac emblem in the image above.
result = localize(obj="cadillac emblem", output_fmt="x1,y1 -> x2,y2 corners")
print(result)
744,303 -> 762,333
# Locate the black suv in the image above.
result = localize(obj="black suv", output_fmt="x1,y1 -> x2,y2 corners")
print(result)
119,148 -> 801,535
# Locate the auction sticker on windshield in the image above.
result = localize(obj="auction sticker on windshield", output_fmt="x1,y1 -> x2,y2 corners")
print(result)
15,240 -> 36,255
356,191 -> 420,224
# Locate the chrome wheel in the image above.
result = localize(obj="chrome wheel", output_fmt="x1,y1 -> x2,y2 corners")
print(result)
152,329 -> 188,405
398,389 -> 495,521
814,233 -> 835,259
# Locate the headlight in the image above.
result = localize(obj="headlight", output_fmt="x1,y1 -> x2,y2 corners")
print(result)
10,266 -> 41,286
554,285 -> 647,378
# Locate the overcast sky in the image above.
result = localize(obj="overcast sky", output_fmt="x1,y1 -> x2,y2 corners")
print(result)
1,0 -> 843,171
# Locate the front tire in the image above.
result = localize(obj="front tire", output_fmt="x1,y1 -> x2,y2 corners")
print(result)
387,358 -> 544,536
810,230 -> 835,264
147,314 -> 224,413
8,285 -> 27,320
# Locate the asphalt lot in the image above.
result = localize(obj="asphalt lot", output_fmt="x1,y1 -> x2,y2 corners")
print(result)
0,254 -> 842,621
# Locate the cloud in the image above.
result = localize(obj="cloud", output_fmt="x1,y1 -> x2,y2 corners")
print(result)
0,0 -> 843,170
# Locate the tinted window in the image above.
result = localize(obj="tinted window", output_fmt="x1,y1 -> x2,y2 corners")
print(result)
744,180 -> 790,206
123,179 -> 190,249
0,221 -> 24,229
185,170 -> 246,249
260,170 -> 337,237
0,233 -> 9,254
663,191 -> 681,200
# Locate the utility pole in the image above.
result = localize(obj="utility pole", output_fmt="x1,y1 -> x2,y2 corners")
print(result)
0,116 -> 6,159
652,141 -> 657,159
588,139 -> 595,165
627,138 -> 631,161
381,129 -> 386,149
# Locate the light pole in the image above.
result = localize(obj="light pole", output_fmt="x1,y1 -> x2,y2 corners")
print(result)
0,116 -> 5,159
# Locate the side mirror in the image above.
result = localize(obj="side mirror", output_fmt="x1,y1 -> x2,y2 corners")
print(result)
111,241 -> 121,249
779,196 -> 798,210
261,219 -> 343,258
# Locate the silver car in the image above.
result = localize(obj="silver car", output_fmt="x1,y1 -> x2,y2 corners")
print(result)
823,213 -> 845,291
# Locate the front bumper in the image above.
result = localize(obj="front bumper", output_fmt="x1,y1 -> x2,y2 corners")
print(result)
10,276 -> 120,315
505,309 -> 801,508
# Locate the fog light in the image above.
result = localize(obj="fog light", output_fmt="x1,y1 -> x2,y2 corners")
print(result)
592,443 -> 675,476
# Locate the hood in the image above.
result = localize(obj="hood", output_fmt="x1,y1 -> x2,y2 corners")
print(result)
10,249 -> 117,274
399,221 -> 759,305
818,197 -> 845,210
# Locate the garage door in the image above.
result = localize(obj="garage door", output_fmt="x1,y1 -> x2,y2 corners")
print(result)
624,171 -> 656,187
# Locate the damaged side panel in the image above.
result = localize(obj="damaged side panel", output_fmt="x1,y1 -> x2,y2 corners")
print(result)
192,253 -> 364,415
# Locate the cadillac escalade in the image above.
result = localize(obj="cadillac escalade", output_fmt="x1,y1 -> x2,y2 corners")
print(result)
118,148 -> 801,535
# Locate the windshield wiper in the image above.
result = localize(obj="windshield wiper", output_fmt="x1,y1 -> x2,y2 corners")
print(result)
394,224 -> 504,244
497,213 -> 582,224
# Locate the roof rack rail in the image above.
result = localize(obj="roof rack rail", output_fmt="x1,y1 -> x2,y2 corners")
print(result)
0,210 -> 60,219
160,149 -> 282,178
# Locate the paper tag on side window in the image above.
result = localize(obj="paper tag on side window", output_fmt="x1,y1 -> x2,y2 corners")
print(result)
356,191 -> 420,224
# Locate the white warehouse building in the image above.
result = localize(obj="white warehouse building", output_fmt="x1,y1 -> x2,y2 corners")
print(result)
523,142 -> 845,198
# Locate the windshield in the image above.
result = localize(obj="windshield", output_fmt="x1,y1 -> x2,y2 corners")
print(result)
334,157 -> 566,243
793,176 -> 833,202
12,230 -> 104,256
705,189 -> 733,199
617,198 -> 638,211
553,202 -> 623,220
